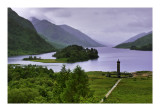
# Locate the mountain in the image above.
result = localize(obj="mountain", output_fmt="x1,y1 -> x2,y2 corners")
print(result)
30,17 -> 104,48
59,25 -> 104,47
8,8 -> 55,56
122,32 -> 147,43
115,32 -> 152,51
122,31 -> 152,44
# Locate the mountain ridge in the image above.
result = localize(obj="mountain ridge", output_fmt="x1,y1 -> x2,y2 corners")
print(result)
122,31 -> 152,44
30,17 -> 104,48
122,32 -> 147,43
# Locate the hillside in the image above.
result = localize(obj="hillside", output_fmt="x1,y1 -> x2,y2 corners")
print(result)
59,25 -> 104,47
8,8 -> 55,56
115,33 -> 152,51
122,32 -> 148,43
30,17 -> 104,48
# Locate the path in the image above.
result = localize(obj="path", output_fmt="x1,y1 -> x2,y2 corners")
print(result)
100,78 -> 122,103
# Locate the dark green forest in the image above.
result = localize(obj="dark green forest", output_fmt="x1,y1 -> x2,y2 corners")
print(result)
8,65 -> 96,103
130,44 -> 152,51
53,45 -> 99,62
115,33 -> 152,51
8,8 -> 55,56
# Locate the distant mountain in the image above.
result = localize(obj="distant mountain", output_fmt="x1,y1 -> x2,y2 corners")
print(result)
122,33 -> 146,43
122,31 -> 152,44
115,32 -> 152,51
30,17 -> 104,48
59,25 -> 104,47
8,8 -> 55,56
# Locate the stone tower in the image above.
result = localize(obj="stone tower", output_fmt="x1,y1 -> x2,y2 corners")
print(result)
117,59 -> 120,78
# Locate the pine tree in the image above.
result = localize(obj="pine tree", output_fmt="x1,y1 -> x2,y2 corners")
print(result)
61,65 -> 91,103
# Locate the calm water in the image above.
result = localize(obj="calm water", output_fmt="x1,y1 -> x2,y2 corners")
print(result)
8,47 -> 152,72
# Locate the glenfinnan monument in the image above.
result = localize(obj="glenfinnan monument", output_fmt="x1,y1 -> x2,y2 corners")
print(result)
117,59 -> 121,78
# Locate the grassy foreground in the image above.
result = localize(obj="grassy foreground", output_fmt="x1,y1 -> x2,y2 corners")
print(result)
87,71 -> 152,103
87,71 -> 119,101
104,71 -> 152,103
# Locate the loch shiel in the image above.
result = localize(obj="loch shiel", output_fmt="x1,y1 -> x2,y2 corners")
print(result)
8,8 -> 152,103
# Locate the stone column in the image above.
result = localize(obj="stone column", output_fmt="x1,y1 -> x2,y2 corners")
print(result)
117,59 -> 120,78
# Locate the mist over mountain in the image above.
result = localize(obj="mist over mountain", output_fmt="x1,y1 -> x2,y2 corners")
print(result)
30,17 -> 104,48
8,8 -> 55,56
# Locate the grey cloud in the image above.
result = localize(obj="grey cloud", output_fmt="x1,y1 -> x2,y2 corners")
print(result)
127,21 -> 152,28
29,8 -> 61,13
54,11 -> 72,17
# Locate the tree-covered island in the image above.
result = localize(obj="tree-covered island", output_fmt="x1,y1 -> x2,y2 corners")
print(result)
53,45 -> 99,63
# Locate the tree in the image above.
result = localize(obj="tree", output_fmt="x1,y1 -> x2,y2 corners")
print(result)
50,65 -> 71,102
61,65 -> 91,103
57,65 -> 70,88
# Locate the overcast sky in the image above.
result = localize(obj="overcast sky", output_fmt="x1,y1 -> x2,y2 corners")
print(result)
12,8 -> 152,46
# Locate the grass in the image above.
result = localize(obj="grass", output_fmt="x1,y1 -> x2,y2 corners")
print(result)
30,58 -> 68,63
103,71 -> 152,103
86,71 -> 152,103
86,71 -> 119,101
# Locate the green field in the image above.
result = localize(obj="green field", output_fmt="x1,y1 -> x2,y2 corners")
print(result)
104,77 -> 152,103
87,71 -> 119,101
87,71 -> 152,103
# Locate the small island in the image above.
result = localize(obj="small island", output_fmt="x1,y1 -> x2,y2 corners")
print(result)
23,56 -> 42,60
53,45 -> 99,63
23,56 -> 66,63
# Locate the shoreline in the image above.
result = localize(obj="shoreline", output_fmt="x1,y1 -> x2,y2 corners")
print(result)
7,64 -> 152,73
28,59 -> 67,63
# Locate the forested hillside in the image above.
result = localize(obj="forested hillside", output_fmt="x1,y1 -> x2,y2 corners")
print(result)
122,32 -> 151,43
8,8 -> 55,56
115,33 -> 152,51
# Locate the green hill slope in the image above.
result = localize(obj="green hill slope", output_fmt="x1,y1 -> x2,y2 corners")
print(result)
115,33 -> 152,51
8,8 -> 55,56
